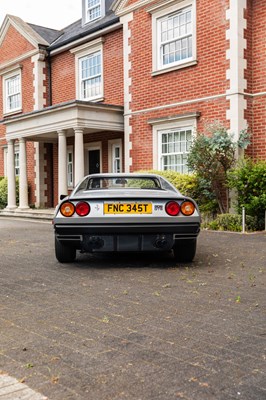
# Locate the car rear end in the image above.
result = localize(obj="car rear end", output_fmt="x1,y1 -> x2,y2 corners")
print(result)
53,188 -> 200,260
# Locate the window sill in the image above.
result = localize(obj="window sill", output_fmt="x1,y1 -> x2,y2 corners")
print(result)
80,96 -> 104,103
3,108 -> 23,118
152,60 -> 198,77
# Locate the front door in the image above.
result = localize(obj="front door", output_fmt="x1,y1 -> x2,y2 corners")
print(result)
88,149 -> 100,174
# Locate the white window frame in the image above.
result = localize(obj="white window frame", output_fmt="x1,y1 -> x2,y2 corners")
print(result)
71,38 -> 104,102
151,116 -> 197,173
67,147 -> 74,188
82,0 -> 105,25
158,127 -> 192,173
2,69 -> 22,115
150,0 -> 197,75
108,139 -> 122,173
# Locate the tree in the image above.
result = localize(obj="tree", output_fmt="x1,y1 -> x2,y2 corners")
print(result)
187,123 -> 250,214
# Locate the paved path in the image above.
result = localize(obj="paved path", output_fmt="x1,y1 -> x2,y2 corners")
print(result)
0,218 -> 265,399
0,374 -> 47,400
0,373 -> 47,399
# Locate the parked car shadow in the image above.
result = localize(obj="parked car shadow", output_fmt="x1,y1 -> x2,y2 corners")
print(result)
56,249 -> 202,270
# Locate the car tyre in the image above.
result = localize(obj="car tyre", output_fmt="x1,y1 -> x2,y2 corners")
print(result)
173,239 -> 197,262
55,237 -> 76,263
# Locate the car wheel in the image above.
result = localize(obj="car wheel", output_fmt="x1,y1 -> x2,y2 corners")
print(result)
55,237 -> 76,263
173,239 -> 197,262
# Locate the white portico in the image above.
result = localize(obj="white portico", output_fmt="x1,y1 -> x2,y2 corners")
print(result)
3,100 -> 124,209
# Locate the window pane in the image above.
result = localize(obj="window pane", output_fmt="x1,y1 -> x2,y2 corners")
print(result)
88,0 -> 100,6
80,52 -> 101,99
67,151 -> 73,186
6,74 -> 21,111
115,147 -> 120,158
112,144 -> 121,173
188,36 -> 192,58
160,128 -> 192,173
14,152 -> 19,176
87,0 -> 101,21
159,7 -> 193,67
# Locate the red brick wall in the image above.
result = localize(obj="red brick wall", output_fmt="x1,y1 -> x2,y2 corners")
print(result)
51,51 -> 76,104
0,25 -> 35,63
26,142 -> 36,205
126,0 -> 231,171
246,97 -> 266,160
44,144 -> 54,207
102,29 -> 124,105
52,143 -> 58,207
51,29 -> 123,106
246,0 -> 266,159
0,23 -> 36,180
129,0 -> 229,113
0,54 -> 36,199
130,97 -> 229,171
0,26 -> 36,176
22,58 -> 35,113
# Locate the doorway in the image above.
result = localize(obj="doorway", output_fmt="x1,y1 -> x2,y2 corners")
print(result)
88,149 -> 100,174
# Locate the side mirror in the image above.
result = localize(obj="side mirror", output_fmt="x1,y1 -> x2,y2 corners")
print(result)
60,194 -> 68,201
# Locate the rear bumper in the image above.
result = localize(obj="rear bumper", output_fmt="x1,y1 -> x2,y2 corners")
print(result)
54,222 -> 200,236
54,223 -> 200,253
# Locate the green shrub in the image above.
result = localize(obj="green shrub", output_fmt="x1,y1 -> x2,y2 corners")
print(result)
143,170 -> 218,213
0,177 -> 19,209
205,213 -> 257,232
228,159 -> 266,230
186,124 -> 250,214
146,170 -> 197,195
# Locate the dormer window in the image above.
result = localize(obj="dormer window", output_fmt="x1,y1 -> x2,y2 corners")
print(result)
85,0 -> 104,23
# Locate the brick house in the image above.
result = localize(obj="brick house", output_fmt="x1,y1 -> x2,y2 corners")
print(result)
0,0 -> 265,210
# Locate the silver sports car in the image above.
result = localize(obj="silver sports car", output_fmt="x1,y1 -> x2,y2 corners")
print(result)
53,173 -> 200,263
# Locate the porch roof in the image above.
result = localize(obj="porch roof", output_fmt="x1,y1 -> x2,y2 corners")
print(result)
2,100 -> 124,142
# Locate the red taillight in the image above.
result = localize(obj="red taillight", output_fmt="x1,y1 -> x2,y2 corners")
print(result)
60,202 -> 75,217
75,201 -> 90,217
181,201 -> 195,216
165,201 -> 180,216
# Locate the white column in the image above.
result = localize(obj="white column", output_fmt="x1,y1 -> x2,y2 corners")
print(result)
5,140 -> 17,210
226,0 -> 247,157
58,130 -> 68,202
74,128 -> 84,185
18,138 -> 29,209
121,13 -> 133,172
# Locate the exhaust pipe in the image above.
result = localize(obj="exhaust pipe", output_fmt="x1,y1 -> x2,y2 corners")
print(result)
81,236 -> 104,252
154,235 -> 169,249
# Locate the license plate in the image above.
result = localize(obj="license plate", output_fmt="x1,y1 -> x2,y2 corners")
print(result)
104,203 -> 152,214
